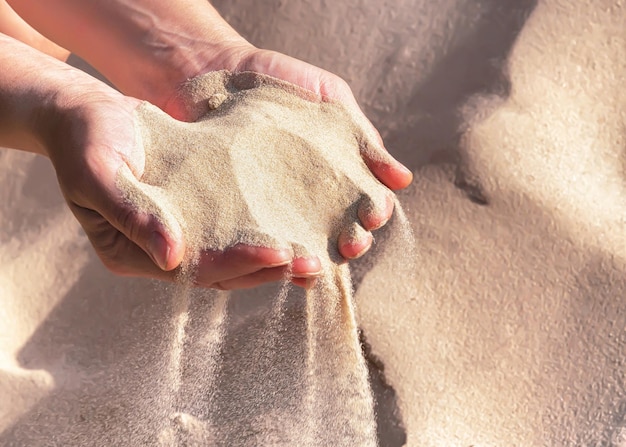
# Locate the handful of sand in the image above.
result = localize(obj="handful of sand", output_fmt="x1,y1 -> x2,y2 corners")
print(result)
119,70 -> 393,271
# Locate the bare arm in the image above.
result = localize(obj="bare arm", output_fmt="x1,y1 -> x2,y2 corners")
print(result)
6,0 -> 248,109
0,0 -> 68,61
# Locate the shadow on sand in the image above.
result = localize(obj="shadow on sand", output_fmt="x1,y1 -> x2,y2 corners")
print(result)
0,2 -> 547,445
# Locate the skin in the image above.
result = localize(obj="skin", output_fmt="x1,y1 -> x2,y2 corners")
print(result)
0,0 -> 68,60
0,0 -> 412,290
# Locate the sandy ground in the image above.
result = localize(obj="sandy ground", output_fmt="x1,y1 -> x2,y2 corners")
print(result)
1,0 -> 626,445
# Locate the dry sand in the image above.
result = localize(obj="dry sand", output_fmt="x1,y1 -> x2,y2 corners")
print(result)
1,0 -> 626,446
120,70 -> 390,262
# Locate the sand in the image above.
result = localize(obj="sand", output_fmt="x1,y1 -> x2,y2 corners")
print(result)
120,70 -> 390,262
2,0 -> 626,446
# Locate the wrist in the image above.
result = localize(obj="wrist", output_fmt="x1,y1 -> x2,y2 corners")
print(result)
34,66 -> 125,162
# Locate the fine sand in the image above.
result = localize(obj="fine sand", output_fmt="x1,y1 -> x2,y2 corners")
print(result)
120,70 -> 391,262
1,0 -> 626,446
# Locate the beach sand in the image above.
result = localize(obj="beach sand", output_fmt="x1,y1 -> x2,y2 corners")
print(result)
1,0 -> 626,445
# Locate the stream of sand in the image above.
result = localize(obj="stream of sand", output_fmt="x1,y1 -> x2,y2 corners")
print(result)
118,70 -> 412,446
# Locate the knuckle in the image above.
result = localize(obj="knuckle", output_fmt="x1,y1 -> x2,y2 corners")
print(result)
91,230 -> 129,276
114,205 -> 144,244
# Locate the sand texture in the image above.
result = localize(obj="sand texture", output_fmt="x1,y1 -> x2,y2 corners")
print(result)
2,0 -> 626,446
120,70 -> 390,262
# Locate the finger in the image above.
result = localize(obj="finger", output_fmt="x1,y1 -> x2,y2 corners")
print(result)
69,204 -> 179,280
291,277 -> 318,289
194,244 -> 293,287
202,253 -> 321,290
80,162 -> 185,272
358,193 -> 395,231
350,107 -> 413,191
108,201 -> 184,272
213,265 -> 291,290
362,156 -> 413,191
338,223 -> 373,260
242,50 -> 412,190
326,73 -> 413,191
291,256 -> 322,278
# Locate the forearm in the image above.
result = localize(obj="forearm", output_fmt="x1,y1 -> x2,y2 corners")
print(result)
7,0 -> 251,108
0,32 -> 111,155
0,1 -> 69,61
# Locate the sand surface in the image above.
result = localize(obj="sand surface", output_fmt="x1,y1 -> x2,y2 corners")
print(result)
2,0 -> 626,446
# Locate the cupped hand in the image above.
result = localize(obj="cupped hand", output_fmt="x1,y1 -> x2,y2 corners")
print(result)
44,83 -> 319,289
163,47 -> 412,261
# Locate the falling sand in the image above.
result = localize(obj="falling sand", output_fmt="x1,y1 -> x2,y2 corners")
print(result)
118,71 -> 412,446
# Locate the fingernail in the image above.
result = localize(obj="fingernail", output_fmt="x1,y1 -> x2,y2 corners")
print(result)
399,164 -> 412,176
292,271 -> 322,279
292,260 -> 323,278
268,248 -> 294,267
268,259 -> 292,268
352,241 -> 372,259
147,231 -> 170,270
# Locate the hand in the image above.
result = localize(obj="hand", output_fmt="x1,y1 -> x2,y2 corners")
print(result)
162,46 -> 413,260
5,1 -> 411,264
43,80 -> 319,289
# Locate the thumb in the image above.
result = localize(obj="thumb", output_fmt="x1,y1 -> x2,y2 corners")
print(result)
94,163 -> 186,272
